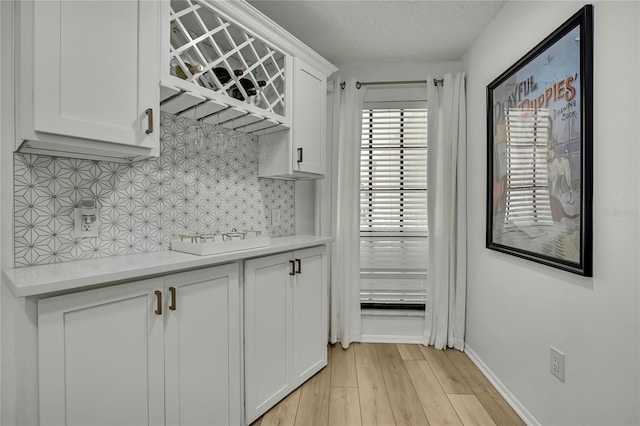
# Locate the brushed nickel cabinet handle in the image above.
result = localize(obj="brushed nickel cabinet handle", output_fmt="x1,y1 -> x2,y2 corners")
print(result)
297,147 -> 303,163
169,287 -> 177,311
145,108 -> 154,134
289,260 -> 296,276
154,290 -> 162,315
295,259 -> 301,274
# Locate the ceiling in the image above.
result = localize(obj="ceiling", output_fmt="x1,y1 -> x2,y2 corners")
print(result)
247,0 -> 505,64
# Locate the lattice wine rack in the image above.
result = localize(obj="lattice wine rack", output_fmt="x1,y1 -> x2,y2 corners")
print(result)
160,0 -> 291,134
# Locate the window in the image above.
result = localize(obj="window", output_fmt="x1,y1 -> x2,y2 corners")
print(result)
359,105 -> 428,309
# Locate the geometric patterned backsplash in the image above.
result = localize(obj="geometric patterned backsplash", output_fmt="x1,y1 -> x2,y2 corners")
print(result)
13,112 -> 294,266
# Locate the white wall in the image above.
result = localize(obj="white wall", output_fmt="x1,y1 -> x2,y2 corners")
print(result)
295,180 -> 316,234
0,0 -> 13,423
463,2 -> 639,425
336,61 -> 462,81
0,0 -> 3,421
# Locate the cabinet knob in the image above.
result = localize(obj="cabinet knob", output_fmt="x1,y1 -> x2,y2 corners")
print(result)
145,108 -> 154,134
289,260 -> 296,276
154,290 -> 162,315
296,147 -> 303,163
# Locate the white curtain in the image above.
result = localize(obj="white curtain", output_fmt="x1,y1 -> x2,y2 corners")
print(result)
424,73 -> 467,351
330,79 -> 367,348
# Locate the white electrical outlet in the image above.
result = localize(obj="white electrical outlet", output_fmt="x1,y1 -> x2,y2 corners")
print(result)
271,209 -> 282,227
550,346 -> 565,382
72,199 -> 99,238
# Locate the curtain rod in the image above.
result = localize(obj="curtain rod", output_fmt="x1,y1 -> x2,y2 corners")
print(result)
351,78 -> 444,89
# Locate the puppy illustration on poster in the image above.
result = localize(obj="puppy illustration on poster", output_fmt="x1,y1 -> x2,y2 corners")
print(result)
486,6 -> 593,276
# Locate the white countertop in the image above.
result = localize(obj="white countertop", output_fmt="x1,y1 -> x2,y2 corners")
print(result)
2,235 -> 333,298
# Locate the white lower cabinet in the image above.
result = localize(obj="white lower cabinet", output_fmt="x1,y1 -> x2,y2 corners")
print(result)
38,263 -> 240,426
38,278 -> 165,426
37,245 -> 329,426
291,247 -> 328,385
244,246 -> 328,423
164,266 -> 241,426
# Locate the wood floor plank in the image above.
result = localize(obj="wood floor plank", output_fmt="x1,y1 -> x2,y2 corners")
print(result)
375,344 -> 429,426
354,343 -> 396,426
404,360 -> 462,426
261,387 -> 302,426
420,346 -> 472,394
445,350 -> 525,426
447,394 -> 497,426
258,345 -> 522,426
295,365 -> 331,426
331,344 -> 358,388
397,344 -> 425,360
328,387 -> 362,426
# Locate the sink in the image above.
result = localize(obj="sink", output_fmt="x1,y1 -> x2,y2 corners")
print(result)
170,237 -> 270,256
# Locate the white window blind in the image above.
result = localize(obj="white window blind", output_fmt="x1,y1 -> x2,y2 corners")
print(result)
360,107 -> 428,308
504,108 -> 553,228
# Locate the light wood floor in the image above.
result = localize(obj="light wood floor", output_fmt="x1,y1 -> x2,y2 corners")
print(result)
251,343 -> 525,426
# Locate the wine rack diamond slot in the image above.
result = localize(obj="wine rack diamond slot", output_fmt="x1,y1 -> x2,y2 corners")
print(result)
167,0 -> 288,121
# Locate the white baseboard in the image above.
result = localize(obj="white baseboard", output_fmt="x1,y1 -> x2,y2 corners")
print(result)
464,345 -> 540,426
360,334 -> 424,344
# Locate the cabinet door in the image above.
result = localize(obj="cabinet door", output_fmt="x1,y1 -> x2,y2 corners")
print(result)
32,0 -> 158,148
292,58 -> 326,175
38,279 -> 165,426
292,246 -> 328,387
164,264 -> 241,426
244,252 -> 294,424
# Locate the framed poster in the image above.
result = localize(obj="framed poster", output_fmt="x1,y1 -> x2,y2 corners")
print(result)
486,5 -> 593,276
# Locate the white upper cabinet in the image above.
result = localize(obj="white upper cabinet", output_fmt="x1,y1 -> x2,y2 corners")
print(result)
258,58 -> 327,179
292,59 -> 326,175
160,0 -> 292,134
13,0 -> 334,165
15,0 -> 160,162
159,0 -> 336,179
